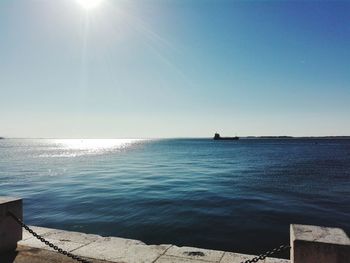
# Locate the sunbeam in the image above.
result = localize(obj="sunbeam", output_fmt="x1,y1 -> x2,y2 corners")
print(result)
76,0 -> 104,10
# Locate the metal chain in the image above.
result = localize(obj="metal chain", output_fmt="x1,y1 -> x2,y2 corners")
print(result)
7,211 -> 92,263
240,244 -> 290,263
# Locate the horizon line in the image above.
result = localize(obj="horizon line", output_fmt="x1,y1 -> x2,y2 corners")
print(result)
2,135 -> 350,140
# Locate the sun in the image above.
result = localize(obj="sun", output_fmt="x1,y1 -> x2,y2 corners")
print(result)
76,0 -> 104,10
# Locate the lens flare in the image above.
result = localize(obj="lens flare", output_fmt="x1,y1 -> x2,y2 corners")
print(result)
76,0 -> 104,10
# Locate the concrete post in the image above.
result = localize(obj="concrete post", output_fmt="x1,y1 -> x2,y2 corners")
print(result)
0,197 -> 23,252
291,224 -> 350,263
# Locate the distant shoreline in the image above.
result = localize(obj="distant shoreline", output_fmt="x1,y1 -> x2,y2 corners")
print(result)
1,136 -> 350,140
243,136 -> 350,139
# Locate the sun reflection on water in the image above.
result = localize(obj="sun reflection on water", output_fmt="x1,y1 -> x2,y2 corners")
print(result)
48,139 -> 143,157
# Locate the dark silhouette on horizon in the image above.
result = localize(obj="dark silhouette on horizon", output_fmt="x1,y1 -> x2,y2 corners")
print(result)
213,133 -> 239,140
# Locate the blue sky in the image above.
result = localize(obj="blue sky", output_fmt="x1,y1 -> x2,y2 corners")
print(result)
1,0 -> 349,138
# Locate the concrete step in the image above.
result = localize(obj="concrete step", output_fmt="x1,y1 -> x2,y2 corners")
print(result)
16,226 -> 289,263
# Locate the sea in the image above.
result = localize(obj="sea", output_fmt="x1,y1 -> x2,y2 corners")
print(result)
0,138 -> 349,257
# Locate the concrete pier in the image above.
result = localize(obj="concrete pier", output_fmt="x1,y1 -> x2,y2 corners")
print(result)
0,197 -> 22,252
15,225 -> 289,263
1,197 -> 350,263
291,224 -> 350,263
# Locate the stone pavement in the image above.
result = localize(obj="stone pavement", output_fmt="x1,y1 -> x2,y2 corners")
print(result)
2,226 -> 290,263
0,245 -> 108,263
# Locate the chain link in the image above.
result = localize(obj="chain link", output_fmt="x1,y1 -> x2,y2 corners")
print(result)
8,211 -> 92,263
240,244 -> 290,263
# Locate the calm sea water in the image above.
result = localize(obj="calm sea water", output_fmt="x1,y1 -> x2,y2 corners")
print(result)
1,138 -> 349,256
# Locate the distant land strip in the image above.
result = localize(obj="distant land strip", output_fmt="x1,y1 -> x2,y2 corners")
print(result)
244,136 -> 350,139
1,136 -> 350,139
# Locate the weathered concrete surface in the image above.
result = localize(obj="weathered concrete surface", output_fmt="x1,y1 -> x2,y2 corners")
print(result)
291,224 -> 350,263
19,228 -> 100,254
165,245 -> 224,262
11,226 -> 290,263
21,226 -> 56,241
0,245 -> 112,263
156,255 -> 213,263
0,197 -> 22,252
19,236 -> 88,253
41,229 -> 100,244
73,236 -> 170,263
221,252 -> 290,263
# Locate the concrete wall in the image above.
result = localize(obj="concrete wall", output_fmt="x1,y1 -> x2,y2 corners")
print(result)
291,224 -> 350,263
0,197 -> 23,252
